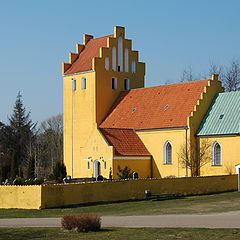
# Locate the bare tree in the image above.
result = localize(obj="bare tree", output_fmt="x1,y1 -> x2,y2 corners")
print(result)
223,58 -> 240,92
180,66 -> 194,82
35,114 -> 63,178
208,61 -> 224,82
177,139 -> 212,176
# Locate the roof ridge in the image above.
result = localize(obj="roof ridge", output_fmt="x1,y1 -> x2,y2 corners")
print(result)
119,79 -> 210,93
91,34 -> 114,40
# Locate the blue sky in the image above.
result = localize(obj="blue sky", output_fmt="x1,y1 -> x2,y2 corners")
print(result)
0,0 -> 239,124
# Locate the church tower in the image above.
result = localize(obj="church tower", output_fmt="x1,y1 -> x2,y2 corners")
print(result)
62,26 -> 145,178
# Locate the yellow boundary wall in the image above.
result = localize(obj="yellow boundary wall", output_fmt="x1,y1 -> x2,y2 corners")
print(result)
0,175 -> 238,209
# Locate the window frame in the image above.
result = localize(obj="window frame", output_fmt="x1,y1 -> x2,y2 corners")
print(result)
212,141 -> 221,166
132,60 -> 136,73
105,57 -> 109,71
125,48 -> 129,72
81,77 -> 86,90
112,77 -> 117,90
87,161 -> 90,170
124,78 -> 130,90
164,141 -> 172,164
118,37 -> 123,72
112,47 -> 116,71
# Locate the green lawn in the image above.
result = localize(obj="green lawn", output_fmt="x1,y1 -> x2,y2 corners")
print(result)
0,227 -> 240,240
1,191 -> 240,218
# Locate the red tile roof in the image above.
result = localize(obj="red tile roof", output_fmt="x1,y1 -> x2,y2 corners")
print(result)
100,79 -> 209,130
64,34 -> 113,75
100,128 -> 151,156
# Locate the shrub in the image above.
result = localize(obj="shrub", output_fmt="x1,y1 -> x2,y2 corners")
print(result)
61,213 -> 101,232
117,165 -> 132,179
49,162 -> 66,183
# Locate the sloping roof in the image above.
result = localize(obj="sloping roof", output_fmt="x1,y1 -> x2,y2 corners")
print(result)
100,79 -> 209,130
100,128 -> 151,156
64,34 -> 113,75
197,91 -> 240,136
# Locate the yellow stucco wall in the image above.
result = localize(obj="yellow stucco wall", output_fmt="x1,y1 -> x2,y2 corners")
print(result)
0,175 -> 237,209
112,157 -> 151,179
137,129 -> 187,178
41,175 -> 237,208
63,27 -> 146,179
199,135 -> 240,176
0,185 -> 41,209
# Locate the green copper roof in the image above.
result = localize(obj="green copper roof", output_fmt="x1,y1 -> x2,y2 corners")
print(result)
197,91 -> 240,136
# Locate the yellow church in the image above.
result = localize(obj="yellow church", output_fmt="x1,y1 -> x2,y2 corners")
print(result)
62,26 -> 240,179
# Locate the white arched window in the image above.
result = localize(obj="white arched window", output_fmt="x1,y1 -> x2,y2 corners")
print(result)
105,57 -> 109,71
124,78 -> 130,90
132,60 -> 136,73
82,77 -> 86,90
118,37 -> 123,72
212,142 -> 221,166
125,48 -> 129,72
112,47 -> 116,71
164,141 -> 172,164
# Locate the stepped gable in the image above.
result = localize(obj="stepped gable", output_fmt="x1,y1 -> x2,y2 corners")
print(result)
100,79 -> 210,130
100,128 -> 151,156
64,34 -> 113,75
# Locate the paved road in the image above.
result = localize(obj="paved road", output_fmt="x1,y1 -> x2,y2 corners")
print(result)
1,212 -> 240,229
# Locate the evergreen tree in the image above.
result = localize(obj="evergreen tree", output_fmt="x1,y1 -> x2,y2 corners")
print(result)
10,152 -> 18,181
51,162 -> 66,183
26,156 -> 35,180
8,92 -> 36,169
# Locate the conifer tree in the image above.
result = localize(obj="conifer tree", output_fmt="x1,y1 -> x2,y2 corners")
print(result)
8,92 -> 36,169
26,155 -> 35,180
10,152 -> 18,181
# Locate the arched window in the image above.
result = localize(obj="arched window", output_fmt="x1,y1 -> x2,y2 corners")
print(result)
112,47 -> 116,71
118,37 -> 123,72
87,161 -> 90,170
212,142 -> 221,166
125,48 -> 129,72
105,57 -> 109,71
132,60 -> 136,73
124,78 -> 130,90
82,77 -> 86,90
112,77 -> 117,90
164,141 -> 172,164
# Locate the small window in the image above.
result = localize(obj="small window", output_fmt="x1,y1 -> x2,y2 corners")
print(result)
125,48 -> 129,72
132,61 -> 136,73
212,142 -> 221,166
88,161 -> 90,170
104,161 -> 106,170
82,77 -> 86,90
72,79 -> 76,91
112,47 -> 116,71
124,78 -> 130,90
164,141 -> 172,164
112,77 -> 117,90
105,57 -> 109,71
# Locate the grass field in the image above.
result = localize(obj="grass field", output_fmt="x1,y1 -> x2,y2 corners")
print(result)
0,227 -> 240,240
0,191 -> 240,218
